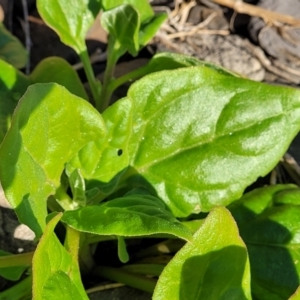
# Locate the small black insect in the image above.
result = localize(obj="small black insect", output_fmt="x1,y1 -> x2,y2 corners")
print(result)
117,149 -> 123,156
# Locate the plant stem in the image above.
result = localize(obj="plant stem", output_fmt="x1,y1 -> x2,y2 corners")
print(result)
65,225 -> 80,264
0,252 -> 33,268
79,49 -> 101,106
0,275 -> 32,300
98,38 -> 119,112
92,266 -> 156,293
78,233 -> 95,274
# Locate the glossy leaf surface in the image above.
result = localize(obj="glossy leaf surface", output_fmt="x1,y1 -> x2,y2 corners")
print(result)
0,23 -> 27,68
127,67 -> 300,215
32,213 -> 88,300
229,185 -> 300,300
153,207 -> 251,300
36,0 -> 101,53
30,57 -> 88,100
61,194 -> 192,241
101,4 -> 140,57
0,83 -> 105,237
69,66 -> 300,217
0,59 -> 29,143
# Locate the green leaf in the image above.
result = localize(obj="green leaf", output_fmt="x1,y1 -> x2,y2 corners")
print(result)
32,213 -> 88,300
69,66 -> 300,217
36,0 -> 101,53
144,52 -> 238,76
68,169 -> 86,208
66,97 -> 132,196
0,83 -> 105,237
229,185 -> 300,300
124,67 -> 300,216
0,250 -> 27,281
30,57 -> 88,100
0,23 -> 28,68
101,0 -> 154,23
139,13 -> 168,46
153,206 -> 252,300
101,4 -> 140,57
0,59 -> 29,143
61,194 -> 192,241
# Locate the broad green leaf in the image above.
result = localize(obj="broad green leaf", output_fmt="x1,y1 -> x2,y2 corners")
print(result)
101,4 -> 140,58
73,66 -> 300,217
139,13 -> 168,46
36,0 -> 101,53
153,207 -> 251,300
32,213 -> 88,300
0,83 -> 105,237
30,57 -> 88,100
61,194 -> 192,241
0,23 -> 27,68
101,0 -> 154,23
124,67 -> 300,216
229,185 -> 300,300
0,59 -> 29,143
66,97 -> 132,196
0,250 -> 27,281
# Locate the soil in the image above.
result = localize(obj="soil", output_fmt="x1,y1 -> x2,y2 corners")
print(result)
0,0 -> 300,299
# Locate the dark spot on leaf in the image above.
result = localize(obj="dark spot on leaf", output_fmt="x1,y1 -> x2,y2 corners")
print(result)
117,149 -> 123,156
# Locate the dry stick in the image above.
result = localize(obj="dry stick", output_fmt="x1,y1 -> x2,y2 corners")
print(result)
211,0 -> 300,26
245,40 -> 300,84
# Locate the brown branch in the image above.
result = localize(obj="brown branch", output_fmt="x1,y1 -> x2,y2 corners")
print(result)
211,0 -> 300,26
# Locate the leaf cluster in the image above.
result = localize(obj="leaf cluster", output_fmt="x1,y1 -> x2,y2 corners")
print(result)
0,1 -> 300,299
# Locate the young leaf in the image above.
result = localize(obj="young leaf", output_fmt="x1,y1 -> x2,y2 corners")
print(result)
139,13 -> 168,46
153,206 -> 252,300
229,185 -> 300,300
66,97 -> 132,196
0,83 -> 105,237
0,23 -> 28,68
30,57 -> 88,100
0,59 -> 29,143
61,194 -> 192,241
36,0 -> 101,53
101,0 -> 154,23
32,213 -> 88,299
101,4 -> 140,58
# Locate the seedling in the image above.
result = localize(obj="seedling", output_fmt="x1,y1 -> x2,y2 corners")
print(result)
0,1 -> 300,299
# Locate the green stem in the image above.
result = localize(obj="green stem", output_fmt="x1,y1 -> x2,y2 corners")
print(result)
98,38 -> 119,112
0,252 -> 33,268
79,49 -> 101,106
0,275 -> 32,300
65,225 -> 80,264
78,233 -> 95,274
92,266 -> 156,293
